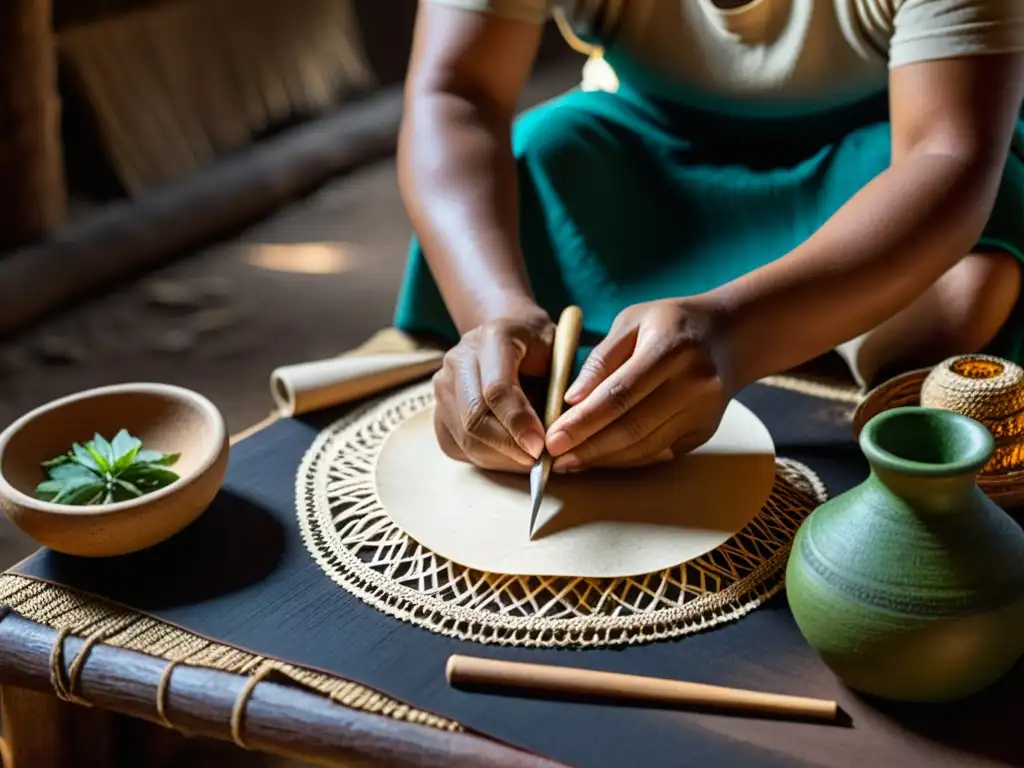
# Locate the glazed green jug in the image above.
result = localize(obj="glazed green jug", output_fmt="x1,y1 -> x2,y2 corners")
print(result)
786,406 -> 1024,702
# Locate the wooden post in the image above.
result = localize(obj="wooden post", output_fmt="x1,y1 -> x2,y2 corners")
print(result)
0,0 -> 67,250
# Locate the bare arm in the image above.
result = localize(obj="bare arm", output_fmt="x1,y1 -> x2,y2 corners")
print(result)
398,4 -> 545,334
705,54 -> 1024,390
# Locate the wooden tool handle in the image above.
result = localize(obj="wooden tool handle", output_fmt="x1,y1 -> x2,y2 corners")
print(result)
446,655 -> 838,722
544,306 -> 584,428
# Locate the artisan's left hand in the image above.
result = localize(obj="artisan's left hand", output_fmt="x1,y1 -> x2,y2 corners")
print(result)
545,299 -> 732,471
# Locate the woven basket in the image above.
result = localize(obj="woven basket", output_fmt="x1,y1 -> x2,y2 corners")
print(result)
853,354 -> 1024,508
0,0 -> 67,250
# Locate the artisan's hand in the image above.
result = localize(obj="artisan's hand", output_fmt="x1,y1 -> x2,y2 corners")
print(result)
433,307 -> 554,472
546,299 -> 730,471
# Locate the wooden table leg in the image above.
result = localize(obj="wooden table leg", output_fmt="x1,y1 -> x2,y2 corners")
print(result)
1,685 -> 115,768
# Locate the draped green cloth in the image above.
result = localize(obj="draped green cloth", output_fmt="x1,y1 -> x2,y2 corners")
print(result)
394,81 -> 1024,365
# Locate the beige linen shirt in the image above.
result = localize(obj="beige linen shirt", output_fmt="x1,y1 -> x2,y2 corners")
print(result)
421,0 -> 1024,387
425,0 -> 1024,109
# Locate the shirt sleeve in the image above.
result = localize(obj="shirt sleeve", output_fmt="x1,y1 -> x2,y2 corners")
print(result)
889,0 -> 1024,68
421,0 -> 552,25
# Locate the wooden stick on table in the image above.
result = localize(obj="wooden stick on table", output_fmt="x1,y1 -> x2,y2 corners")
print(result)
446,655 -> 839,723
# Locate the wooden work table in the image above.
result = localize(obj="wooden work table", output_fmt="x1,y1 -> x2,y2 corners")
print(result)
1,378 -> 1021,768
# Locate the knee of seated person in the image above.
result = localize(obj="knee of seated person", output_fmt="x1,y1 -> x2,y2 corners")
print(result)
952,250 -> 1022,348
969,249 -> 1021,303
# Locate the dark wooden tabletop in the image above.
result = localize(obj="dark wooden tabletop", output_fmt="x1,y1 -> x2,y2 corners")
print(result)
3,404 -> 1022,768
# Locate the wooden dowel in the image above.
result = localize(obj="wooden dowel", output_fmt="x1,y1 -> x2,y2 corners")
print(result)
446,655 -> 839,723
544,306 -> 584,429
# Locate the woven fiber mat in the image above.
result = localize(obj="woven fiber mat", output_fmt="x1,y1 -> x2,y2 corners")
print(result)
296,380 -> 829,648
0,572 -> 458,731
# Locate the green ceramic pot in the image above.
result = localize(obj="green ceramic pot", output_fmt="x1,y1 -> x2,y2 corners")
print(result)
786,406 -> 1024,702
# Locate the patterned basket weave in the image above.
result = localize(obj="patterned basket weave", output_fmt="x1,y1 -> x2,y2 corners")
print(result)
0,0 -> 67,249
854,354 -> 1024,507
921,355 -> 1024,425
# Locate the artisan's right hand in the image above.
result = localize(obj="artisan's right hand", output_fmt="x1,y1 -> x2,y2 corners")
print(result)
433,308 -> 554,472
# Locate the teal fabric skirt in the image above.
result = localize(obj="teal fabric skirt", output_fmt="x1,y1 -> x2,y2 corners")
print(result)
393,81 -> 1024,367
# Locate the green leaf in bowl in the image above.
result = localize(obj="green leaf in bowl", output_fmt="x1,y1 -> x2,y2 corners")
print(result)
91,433 -> 115,470
111,429 -> 142,471
132,449 -> 180,467
121,465 -> 180,490
54,479 -> 106,505
37,430 -> 181,506
71,443 -> 103,473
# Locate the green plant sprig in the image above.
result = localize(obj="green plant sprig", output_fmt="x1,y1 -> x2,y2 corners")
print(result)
36,430 -> 181,506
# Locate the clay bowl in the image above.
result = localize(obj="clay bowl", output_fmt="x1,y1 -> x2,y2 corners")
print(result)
0,383 -> 229,557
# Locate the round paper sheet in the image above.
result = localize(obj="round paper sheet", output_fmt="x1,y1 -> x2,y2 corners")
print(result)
375,399 -> 776,578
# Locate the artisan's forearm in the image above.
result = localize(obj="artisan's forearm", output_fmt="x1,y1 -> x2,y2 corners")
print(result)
398,92 -> 537,334
707,151 -> 1005,389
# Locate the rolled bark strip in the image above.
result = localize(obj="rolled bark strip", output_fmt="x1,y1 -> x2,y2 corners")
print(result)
0,0 -> 67,249
271,351 -> 443,417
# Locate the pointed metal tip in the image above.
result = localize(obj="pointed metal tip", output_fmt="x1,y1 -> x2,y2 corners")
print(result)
528,498 -> 542,540
528,487 -> 544,540
528,457 -> 548,540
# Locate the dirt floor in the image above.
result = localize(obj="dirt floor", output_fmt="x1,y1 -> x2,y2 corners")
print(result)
1,161 -> 412,425
0,161 -> 413,569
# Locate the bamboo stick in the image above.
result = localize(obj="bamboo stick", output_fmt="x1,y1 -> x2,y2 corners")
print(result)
446,655 -> 839,722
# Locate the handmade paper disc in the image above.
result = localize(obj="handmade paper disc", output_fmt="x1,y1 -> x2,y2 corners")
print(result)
297,381 -> 825,647
375,400 -> 775,578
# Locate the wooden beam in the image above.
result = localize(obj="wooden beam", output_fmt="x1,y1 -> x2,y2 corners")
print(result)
0,612 -> 564,768
0,86 -> 403,339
